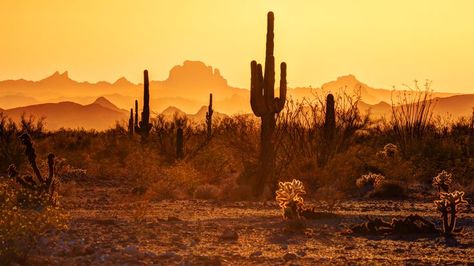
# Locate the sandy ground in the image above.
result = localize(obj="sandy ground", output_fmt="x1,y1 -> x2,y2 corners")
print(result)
27,182 -> 474,266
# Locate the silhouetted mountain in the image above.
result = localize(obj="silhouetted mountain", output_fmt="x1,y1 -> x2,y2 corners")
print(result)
2,98 -> 128,130
0,61 -> 470,120
188,105 -> 228,122
161,106 -> 187,119
93,96 -> 123,112
0,94 -> 39,109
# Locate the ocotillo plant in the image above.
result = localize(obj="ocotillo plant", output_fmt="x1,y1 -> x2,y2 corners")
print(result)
206,93 -> 213,140
128,108 -> 134,138
135,70 -> 152,141
250,11 -> 287,196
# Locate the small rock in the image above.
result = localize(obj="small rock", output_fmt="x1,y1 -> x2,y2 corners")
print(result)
220,230 -> 238,241
159,251 -> 182,260
283,252 -> 298,261
296,250 -> 306,257
123,245 -> 139,256
144,251 -> 158,258
250,251 -> 262,258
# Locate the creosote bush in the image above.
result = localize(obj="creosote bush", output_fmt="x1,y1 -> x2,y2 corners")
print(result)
356,173 -> 385,192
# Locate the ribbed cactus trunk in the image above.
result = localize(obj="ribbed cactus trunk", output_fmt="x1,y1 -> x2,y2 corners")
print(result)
324,94 -> 336,139
319,93 -> 336,166
128,108 -> 134,138
206,93 -> 213,140
176,127 -> 184,159
135,70 -> 152,142
250,12 -> 287,196
134,100 -> 139,129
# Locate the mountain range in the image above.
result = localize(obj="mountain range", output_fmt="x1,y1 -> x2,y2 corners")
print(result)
1,60 -> 473,130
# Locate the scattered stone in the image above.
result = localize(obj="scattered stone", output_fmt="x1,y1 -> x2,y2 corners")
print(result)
159,251 -> 181,260
283,252 -> 298,261
250,251 -> 263,258
220,230 -> 239,241
296,250 -> 306,257
123,245 -> 139,256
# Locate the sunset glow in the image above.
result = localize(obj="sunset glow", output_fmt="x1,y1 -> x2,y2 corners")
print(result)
2,0 -> 474,92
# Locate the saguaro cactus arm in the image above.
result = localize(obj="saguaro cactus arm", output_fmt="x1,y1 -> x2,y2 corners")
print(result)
250,12 -> 287,117
134,70 -> 152,139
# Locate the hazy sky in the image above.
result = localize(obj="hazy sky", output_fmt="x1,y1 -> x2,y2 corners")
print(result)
1,0 -> 474,92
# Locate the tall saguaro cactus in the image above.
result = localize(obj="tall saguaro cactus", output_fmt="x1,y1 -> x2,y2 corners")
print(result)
134,100 -> 139,129
128,108 -> 134,138
206,93 -> 213,140
250,11 -> 287,196
135,70 -> 152,141
319,93 -> 336,166
324,93 -> 336,139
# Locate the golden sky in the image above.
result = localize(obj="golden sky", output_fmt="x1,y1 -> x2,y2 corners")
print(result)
1,0 -> 474,92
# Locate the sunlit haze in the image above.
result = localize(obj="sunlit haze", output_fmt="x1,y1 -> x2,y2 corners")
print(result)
1,0 -> 474,92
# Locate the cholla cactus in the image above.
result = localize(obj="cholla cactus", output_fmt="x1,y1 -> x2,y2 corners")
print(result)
432,170 -> 453,193
356,173 -> 385,191
434,191 -> 468,234
275,179 -> 305,219
376,143 -> 399,159
8,133 -> 59,205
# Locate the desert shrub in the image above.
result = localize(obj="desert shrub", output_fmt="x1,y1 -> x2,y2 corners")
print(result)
356,173 -> 385,192
0,180 -> 68,264
0,113 -> 24,171
145,161 -> 202,200
368,180 -> 407,199
18,113 -> 45,138
376,143 -> 399,159
193,184 -> 221,200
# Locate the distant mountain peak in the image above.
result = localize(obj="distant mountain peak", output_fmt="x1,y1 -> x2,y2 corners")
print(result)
41,71 -> 71,82
336,74 -> 358,82
165,60 -> 228,89
92,96 -> 119,111
195,105 -> 208,115
113,77 -> 134,86
162,106 -> 186,116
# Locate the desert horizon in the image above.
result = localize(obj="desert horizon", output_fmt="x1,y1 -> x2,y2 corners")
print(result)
1,59 -> 473,130
2,2 -> 474,265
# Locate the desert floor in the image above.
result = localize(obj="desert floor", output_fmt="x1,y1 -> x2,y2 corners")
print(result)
28,180 -> 474,266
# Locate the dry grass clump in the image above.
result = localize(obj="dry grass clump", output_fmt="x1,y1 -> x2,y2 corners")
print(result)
376,143 -> 399,159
